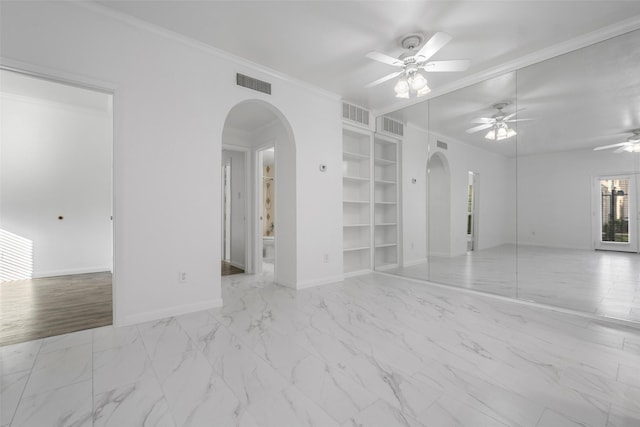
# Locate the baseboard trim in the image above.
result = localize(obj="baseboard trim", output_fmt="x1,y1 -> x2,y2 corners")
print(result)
33,266 -> 112,278
296,274 -> 344,290
116,298 -> 223,327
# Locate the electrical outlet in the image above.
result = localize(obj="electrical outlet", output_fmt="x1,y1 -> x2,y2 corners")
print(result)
323,254 -> 329,263
179,271 -> 187,283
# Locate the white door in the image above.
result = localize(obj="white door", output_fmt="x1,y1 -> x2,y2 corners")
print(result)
594,175 -> 638,252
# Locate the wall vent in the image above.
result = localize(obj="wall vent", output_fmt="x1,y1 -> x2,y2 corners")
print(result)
376,116 -> 404,138
437,140 -> 448,150
236,73 -> 271,95
342,102 -> 370,127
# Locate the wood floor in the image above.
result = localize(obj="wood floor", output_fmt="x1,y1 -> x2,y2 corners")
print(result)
0,272 -> 112,346
221,261 -> 244,276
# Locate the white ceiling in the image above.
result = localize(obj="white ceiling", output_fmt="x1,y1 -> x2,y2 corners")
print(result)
96,1 -> 640,113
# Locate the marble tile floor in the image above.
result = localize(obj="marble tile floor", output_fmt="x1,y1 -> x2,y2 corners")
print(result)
386,245 -> 640,323
1,271 -> 640,426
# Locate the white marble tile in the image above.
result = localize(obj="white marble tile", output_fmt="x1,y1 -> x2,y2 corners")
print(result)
607,404 -> 640,427
93,375 -> 175,427
617,363 -> 640,388
246,385 -> 341,427
0,340 -> 42,375
536,407 -> 599,427
39,329 -> 93,354
93,325 -> 141,353
418,398 -> 510,427
291,354 -> 378,423
11,380 -> 92,427
342,399 -> 426,427
93,338 -> 155,395
1,369 -> 30,426
21,343 -> 92,398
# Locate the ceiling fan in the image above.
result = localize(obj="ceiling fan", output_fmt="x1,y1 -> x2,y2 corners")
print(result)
365,32 -> 470,98
466,103 -> 525,141
593,129 -> 640,153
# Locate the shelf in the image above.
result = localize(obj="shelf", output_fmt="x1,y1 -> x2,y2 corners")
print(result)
343,175 -> 369,183
375,223 -> 397,226
375,201 -> 397,205
344,223 -> 370,228
343,200 -> 370,204
343,151 -> 370,161
375,179 -> 396,185
374,157 -> 396,166
344,246 -> 371,252
375,243 -> 397,248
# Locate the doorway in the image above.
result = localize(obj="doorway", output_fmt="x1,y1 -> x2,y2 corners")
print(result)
594,175 -> 638,252
258,147 -> 276,275
427,152 -> 451,257
0,68 -> 114,345
221,149 -> 246,276
221,100 -> 296,287
467,171 -> 479,252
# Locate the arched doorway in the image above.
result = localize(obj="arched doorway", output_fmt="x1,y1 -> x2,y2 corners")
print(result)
427,152 -> 451,257
221,100 -> 297,287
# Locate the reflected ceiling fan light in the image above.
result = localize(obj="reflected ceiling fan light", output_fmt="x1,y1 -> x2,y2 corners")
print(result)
416,84 -> 431,97
394,77 -> 410,98
485,123 -> 516,141
624,143 -> 640,152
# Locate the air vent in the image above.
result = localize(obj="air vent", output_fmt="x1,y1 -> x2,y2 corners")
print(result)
437,140 -> 448,150
376,116 -> 404,138
236,73 -> 271,95
342,102 -> 370,127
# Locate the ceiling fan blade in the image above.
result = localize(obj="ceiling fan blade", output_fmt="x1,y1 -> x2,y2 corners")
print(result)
466,123 -> 495,134
505,118 -> 535,123
593,142 -> 628,151
415,32 -> 452,62
503,109 -> 525,120
422,59 -> 470,72
364,71 -> 403,88
613,146 -> 628,154
471,117 -> 494,124
365,51 -> 403,67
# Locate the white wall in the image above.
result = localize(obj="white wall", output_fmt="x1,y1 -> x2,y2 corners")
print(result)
516,147 -> 638,250
221,150 -> 246,269
401,123 -> 515,261
1,1 -> 343,325
1,92 -> 112,278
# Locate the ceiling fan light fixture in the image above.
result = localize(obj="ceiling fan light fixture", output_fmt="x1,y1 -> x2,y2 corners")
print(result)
394,77 -> 410,98
416,84 -> 431,97
409,71 -> 428,91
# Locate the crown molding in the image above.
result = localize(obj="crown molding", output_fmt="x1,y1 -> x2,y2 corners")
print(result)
374,14 -> 640,117
72,1 -> 340,102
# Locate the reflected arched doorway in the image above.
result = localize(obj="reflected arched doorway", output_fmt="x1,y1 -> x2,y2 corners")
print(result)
427,152 -> 451,257
221,100 -> 297,287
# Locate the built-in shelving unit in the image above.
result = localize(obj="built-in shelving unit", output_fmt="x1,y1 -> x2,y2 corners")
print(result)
343,126 -> 372,275
373,135 -> 399,270
342,113 -> 401,275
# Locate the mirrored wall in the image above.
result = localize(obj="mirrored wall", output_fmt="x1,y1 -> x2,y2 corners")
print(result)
381,28 -> 640,323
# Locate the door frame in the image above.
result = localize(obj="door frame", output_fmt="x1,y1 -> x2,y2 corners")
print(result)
255,143 -> 276,275
221,144 -> 250,272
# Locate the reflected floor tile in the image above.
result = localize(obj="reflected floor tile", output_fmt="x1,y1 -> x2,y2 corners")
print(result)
1,370 -> 30,426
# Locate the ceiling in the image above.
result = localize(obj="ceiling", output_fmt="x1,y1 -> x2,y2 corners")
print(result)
95,1 -> 640,114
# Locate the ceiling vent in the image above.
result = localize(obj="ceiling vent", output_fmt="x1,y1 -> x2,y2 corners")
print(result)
342,101 -> 370,127
377,116 -> 404,138
236,73 -> 271,95
437,140 -> 448,150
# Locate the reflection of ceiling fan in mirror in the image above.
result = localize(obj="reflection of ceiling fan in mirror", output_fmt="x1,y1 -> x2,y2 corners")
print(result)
466,103 -> 527,141
365,32 -> 470,98
593,129 -> 640,153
